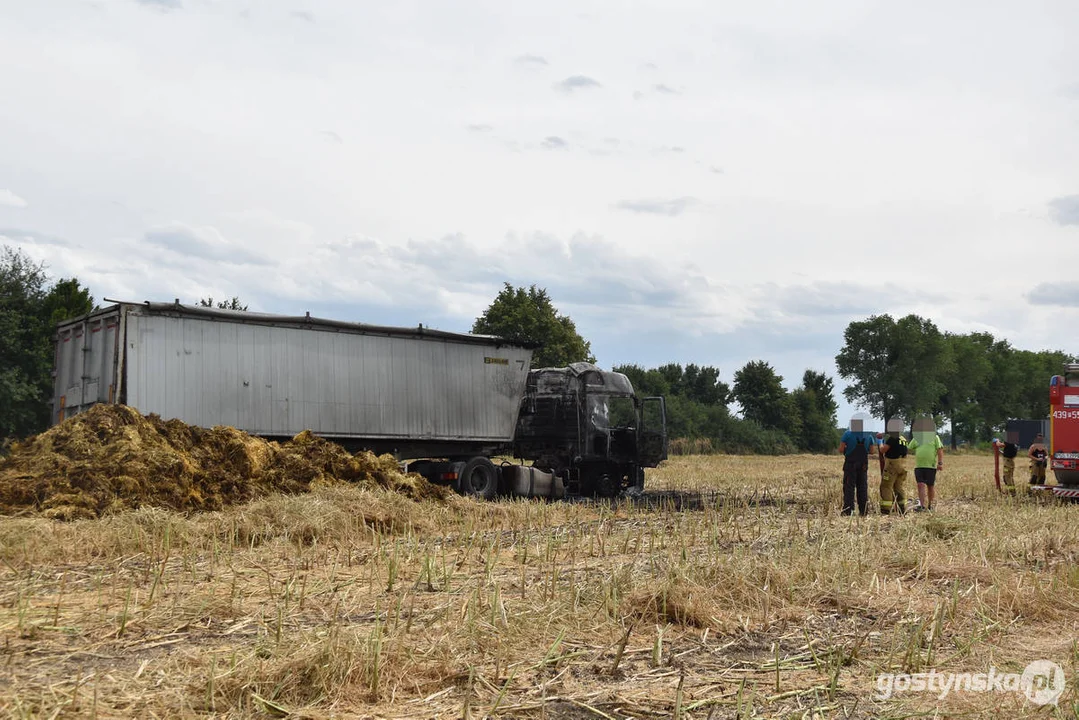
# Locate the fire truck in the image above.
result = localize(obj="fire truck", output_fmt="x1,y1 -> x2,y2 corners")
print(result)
1049,364 -> 1079,491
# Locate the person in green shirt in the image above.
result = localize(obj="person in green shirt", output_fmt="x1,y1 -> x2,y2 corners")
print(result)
907,416 -> 944,511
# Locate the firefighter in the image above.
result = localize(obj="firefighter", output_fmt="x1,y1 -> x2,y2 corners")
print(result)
998,435 -> 1019,492
1029,433 -> 1049,485
839,414 -> 880,516
879,419 -> 908,514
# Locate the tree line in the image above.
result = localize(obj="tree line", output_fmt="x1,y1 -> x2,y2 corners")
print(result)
836,314 -> 1074,448
5,260 -> 1064,454
614,362 -> 840,454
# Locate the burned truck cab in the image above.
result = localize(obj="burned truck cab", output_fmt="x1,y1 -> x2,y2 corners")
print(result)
513,362 -> 667,496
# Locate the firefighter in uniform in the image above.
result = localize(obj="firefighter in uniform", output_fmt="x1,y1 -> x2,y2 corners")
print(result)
1029,433 -> 1049,485
999,436 -> 1019,492
879,419 -> 908,514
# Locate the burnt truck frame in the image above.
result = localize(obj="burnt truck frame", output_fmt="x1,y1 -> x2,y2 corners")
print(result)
385,364 -> 669,498
514,363 -> 667,496
51,302 -> 667,499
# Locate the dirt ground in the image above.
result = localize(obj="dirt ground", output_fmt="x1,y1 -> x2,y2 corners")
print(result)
2,448 -> 1078,718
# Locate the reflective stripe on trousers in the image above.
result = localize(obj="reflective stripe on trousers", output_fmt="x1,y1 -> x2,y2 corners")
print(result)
880,457 -> 906,513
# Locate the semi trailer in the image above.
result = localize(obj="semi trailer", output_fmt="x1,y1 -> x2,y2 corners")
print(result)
51,301 -> 667,498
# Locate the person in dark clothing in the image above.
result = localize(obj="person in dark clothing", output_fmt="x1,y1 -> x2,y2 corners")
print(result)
838,416 -> 880,516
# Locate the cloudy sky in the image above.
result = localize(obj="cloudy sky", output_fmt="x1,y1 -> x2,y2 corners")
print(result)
3,0 -> 1079,425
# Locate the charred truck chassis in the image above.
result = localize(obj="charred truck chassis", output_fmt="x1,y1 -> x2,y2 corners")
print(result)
408,364 -> 668,499
510,363 -> 667,497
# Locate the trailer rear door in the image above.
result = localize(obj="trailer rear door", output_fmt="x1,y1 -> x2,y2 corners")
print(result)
52,308 -> 123,423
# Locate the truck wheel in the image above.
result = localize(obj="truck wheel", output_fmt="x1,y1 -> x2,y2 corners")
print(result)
1056,469 -> 1079,487
460,457 -> 498,499
595,472 -> 619,498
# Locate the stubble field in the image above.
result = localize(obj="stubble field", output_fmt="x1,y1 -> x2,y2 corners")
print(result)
2,453 -> 1079,719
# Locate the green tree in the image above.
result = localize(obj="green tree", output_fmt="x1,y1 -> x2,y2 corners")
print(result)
618,362 -> 731,406
0,248 -> 93,440
792,370 -> 840,452
42,278 -> 94,325
615,362 -> 735,447
472,283 -> 594,368
937,332 -> 993,448
801,369 -> 838,417
613,364 -> 671,398
0,247 -> 48,439
732,360 -> 795,431
682,363 -> 732,406
969,338 -> 1022,440
198,296 -> 248,311
654,363 -> 686,396
835,314 -> 951,421
1013,349 -> 1073,419
614,361 -> 841,454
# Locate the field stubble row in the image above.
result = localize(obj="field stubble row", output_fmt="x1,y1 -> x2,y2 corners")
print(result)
2,453 -> 1079,718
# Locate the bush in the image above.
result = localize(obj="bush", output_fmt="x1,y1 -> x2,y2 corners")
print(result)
668,417 -> 801,456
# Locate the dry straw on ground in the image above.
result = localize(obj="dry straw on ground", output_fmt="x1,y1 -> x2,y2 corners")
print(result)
0,405 -> 446,520
2,432 -> 1079,718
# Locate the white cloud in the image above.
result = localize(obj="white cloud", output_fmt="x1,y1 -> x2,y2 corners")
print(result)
0,190 -> 27,208
556,75 -> 602,92
614,197 -> 698,216
135,0 -> 182,11
142,222 -> 271,266
540,136 -> 568,150
1049,195 -> 1079,226
515,54 -> 548,67
0,228 -> 68,246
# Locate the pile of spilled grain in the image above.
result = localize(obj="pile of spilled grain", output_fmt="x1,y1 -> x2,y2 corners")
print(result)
0,405 -> 448,520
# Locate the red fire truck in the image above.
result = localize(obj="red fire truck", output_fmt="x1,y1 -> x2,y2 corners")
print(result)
1049,364 -> 1079,488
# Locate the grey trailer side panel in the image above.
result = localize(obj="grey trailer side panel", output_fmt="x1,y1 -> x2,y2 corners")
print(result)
121,308 -> 530,442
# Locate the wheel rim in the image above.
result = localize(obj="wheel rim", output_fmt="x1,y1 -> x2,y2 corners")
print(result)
466,467 -> 491,493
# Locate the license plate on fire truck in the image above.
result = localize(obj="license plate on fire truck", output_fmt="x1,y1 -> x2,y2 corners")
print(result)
1055,453 -> 1079,460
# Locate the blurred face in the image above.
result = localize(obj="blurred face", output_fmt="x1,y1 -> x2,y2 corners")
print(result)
913,417 -> 935,433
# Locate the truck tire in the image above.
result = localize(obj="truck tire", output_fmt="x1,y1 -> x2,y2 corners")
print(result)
1055,469 -> 1079,487
459,457 -> 498,499
595,472 -> 619,498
